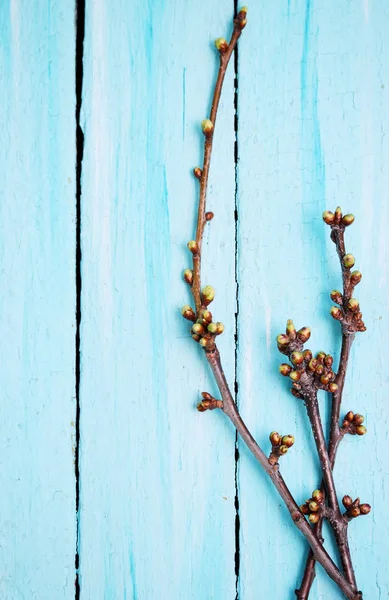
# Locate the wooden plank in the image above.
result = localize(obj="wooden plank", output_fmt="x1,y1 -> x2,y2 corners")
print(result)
237,1 -> 389,598
80,1 -> 236,597
0,1 -> 77,598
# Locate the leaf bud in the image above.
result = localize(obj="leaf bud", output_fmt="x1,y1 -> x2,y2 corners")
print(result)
279,363 -> 292,376
297,327 -> 311,343
347,298 -> 359,312
183,268 -> 193,285
308,513 -> 320,524
330,290 -> 343,304
322,210 -> 335,225
351,507 -> 361,518
181,305 -> 196,321
342,214 -> 355,226
330,306 -> 343,320
277,334 -> 290,346
343,253 -> 355,269
215,37 -> 229,53
342,495 -> 353,508
350,270 -> 362,286
289,370 -> 301,382
279,445 -> 288,455
312,489 -> 324,503
334,206 -> 343,223
282,435 -> 295,448
187,240 -> 199,254
201,119 -> 214,137
286,319 -> 296,338
205,211 -> 214,221
269,431 -> 281,446
353,414 -> 364,425
192,323 -> 206,336
356,425 -> 367,436
291,351 -> 304,365
193,167 -> 202,179
328,383 -> 338,393
360,504 -> 371,515
201,285 -> 215,305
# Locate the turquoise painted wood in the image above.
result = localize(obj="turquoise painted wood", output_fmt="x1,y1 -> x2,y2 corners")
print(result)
79,1 -> 236,598
1,1 -> 389,599
0,1 -> 77,599
237,1 -> 389,599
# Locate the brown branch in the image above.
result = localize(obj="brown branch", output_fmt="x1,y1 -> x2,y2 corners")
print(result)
296,212 -> 365,599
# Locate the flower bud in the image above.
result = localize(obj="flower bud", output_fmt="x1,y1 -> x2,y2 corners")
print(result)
279,445 -> 288,455
308,501 -> 319,513
276,334 -> 289,346
315,365 -> 324,376
360,503 -> 371,515
343,254 -> 355,269
342,214 -> 355,226
205,211 -> 214,221
345,411 -> 354,422
297,327 -> 311,343
353,414 -> 364,425
291,351 -> 304,365
193,167 -> 202,179
215,37 -> 229,53
316,351 -> 326,362
286,319 -> 296,338
350,270 -> 362,286
187,240 -> 198,254
199,337 -> 211,348
289,370 -> 301,382
312,489 -> 324,503
199,309 -> 212,323
351,507 -> 361,518
202,392 -> 213,401
183,268 -> 193,285
192,334 -> 201,342
282,435 -> 295,448
324,354 -> 333,368
197,402 -> 207,412
201,285 -> 215,305
201,119 -> 214,137
330,306 -> 343,320
356,425 -> 367,436
279,363 -> 292,376
320,373 -> 331,385
308,513 -> 320,524
347,298 -> 359,312
308,358 -> 318,372
181,305 -> 196,321
215,322 -> 224,334
342,495 -> 353,508
269,431 -> 281,446
322,210 -> 335,224
303,349 -> 313,362
207,322 -> 217,334
334,206 -> 343,223
300,504 -> 310,515
192,323 -> 206,335
328,383 -> 338,393
330,290 -> 343,305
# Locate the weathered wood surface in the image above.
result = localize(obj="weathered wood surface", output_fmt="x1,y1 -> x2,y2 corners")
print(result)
1,1 -> 388,598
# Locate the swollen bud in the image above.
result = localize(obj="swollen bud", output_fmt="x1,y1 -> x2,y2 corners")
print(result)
279,445 -> 288,455
297,327 -> 311,343
350,270 -> 362,286
199,337 -> 211,348
330,290 -> 343,305
356,425 -> 367,436
201,119 -> 214,137
286,319 -> 296,338
328,383 -> 338,393
342,214 -> 355,226
201,285 -> 215,305
353,414 -> 364,425
282,435 -> 295,448
308,513 -> 320,524
187,240 -> 199,254
330,306 -> 343,321
312,489 -> 324,503
269,431 -> 281,446
347,298 -> 359,312
343,254 -> 355,269
192,323 -> 206,336
183,269 -> 193,285
342,495 -> 353,508
360,504 -> 371,515
277,334 -> 290,346
308,501 -> 319,513
279,363 -> 292,376
215,37 -> 229,53
181,305 -> 196,321
289,371 -> 301,382
193,167 -> 202,179
291,351 -> 304,365
322,210 -> 335,224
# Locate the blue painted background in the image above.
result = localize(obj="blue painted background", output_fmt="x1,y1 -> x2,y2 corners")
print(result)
0,1 -> 388,598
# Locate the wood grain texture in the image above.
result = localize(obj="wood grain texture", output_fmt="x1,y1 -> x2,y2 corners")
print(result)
237,1 -> 389,598
0,1 -> 77,598
79,1 -> 236,597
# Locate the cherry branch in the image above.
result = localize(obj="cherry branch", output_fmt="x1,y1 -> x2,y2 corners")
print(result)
181,9 -> 363,600
296,209 -> 368,599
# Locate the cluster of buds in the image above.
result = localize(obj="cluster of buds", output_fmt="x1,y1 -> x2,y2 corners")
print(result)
276,319 -> 311,356
300,489 -> 325,524
181,284 -> 224,350
341,411 -> 367,436
197,392 -> 223,412
342,495 -> 371,520
268,431 -> 295,465
330,289 -> 366,333
322,206 -> 355,228
234,6 -> 248,30
277,321 -> 338,397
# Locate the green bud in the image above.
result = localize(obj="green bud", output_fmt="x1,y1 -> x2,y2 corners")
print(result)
281,435 -> 295,448
328,383 -> 338,393
277,334 -> 289,346
269,431 -> 281,446
201,119 -> 214,136
312,489 -> 324,503
289,370 -> 301,382
297,326 -> 311,343
330,290 -> 343,305
308,501 -> 319,513
181,305 -> 196,321
286,319 -> 296,337
192,323 -> 206,335
322,210 -> 335,224
279,363 -> 292,376
215,37 -> 228,52
279,445 -> 288,455
334,206 -> 343,223
207,322 -> 217,334
350,270 -> 362,286
343,253 -> 355,269
330,306 -> 343,320
342,214 -> 355,226
183,269 -> 193,285
347,298 -> 359,312
187,240 -> 198,254
308,513 -> 320,524
215,322 -> 224,334
201,285 -> 215,305
291,351 -> 304,365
